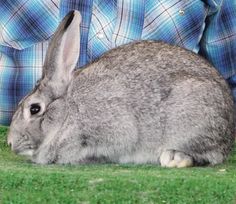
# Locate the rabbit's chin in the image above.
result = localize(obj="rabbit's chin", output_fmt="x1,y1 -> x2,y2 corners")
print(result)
18,149 -> 34,157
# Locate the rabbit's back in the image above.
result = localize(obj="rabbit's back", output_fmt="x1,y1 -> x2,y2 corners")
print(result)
75,41 -> 229,98
68,41 -> 234,164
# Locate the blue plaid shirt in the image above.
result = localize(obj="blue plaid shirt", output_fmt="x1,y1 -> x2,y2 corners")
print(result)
0,0 -> 236,125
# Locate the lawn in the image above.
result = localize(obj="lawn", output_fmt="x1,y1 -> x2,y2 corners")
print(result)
0,126 -> 236,204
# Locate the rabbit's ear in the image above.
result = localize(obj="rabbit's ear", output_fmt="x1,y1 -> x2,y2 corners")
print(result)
42,10 -> 81,92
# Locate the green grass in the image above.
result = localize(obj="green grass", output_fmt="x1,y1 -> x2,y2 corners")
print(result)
0,126 -> 236,204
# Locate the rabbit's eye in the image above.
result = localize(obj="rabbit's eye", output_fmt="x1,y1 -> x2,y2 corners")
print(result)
30,104 -> 41,115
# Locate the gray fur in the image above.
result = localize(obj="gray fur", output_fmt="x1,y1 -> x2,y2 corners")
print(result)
7,11 -> 235,166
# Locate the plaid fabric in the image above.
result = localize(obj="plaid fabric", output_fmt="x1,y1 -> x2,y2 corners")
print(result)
0,0 -> 59,49
0,0 -> 236,125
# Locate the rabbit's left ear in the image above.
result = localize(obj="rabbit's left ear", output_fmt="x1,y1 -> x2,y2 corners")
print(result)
42,10 -> 81,94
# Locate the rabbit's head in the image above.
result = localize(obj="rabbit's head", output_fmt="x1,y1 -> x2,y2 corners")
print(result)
7,10 -> 81,157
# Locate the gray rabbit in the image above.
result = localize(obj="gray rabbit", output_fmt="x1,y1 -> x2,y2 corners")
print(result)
7,10 -> 235,167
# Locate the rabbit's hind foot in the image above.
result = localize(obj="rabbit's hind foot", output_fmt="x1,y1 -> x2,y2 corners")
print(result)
160,150 -> 193,168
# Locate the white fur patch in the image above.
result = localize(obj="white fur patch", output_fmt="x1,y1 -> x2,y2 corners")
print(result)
18,149 -> 34,157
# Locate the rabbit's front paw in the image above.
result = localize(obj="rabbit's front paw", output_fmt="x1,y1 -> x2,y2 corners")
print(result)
160,150 -> 193,168
32,145 -> 57,164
